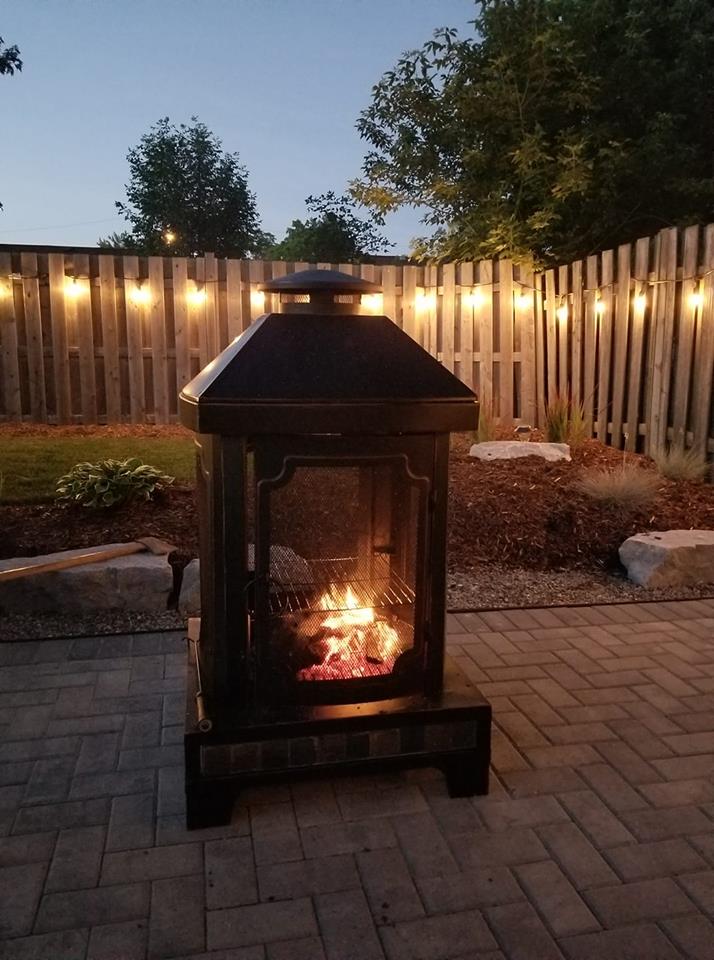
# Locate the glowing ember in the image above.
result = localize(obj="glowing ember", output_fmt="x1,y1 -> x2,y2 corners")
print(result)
297,583 -> 402,681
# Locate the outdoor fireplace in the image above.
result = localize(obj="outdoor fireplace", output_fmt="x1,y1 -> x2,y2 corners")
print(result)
179,268 -> 491,828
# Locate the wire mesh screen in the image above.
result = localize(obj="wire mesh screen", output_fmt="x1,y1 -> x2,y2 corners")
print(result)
262,462 -> 421,686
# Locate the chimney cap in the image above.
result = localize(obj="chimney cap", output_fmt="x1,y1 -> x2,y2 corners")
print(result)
259,267 -> 382,295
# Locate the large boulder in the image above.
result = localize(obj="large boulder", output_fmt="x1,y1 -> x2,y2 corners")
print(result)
470,440 -> 571,462
619,530 -> 714,587
0,546 -> 174,614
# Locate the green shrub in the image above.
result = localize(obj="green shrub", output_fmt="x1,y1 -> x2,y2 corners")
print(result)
575,463 -> 659,509
56,458 -> 174,508
567,399 -> 589,448
654,447 -> 709,482
545,393 -> 589,447
545,394 -> 570,443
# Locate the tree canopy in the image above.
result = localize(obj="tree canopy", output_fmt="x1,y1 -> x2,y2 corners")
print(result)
352,0 -> 714,266
262,192 -> 393,263
100,117 -> 270,257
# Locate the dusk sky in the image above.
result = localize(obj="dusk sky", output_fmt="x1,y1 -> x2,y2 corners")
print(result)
1,0 -> 476,254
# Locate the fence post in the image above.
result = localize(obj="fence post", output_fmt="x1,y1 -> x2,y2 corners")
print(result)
646,227 -> 678,456
691,224 -> 714,457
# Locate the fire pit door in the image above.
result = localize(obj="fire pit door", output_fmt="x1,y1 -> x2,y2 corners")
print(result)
252,437 -> 433,704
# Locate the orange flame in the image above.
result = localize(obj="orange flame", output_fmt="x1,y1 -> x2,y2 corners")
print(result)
298,582 -> 401,680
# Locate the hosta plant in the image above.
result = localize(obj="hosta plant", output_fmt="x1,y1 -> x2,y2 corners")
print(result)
56,458 -> 174,508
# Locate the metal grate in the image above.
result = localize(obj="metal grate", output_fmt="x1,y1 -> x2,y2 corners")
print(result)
266,553 -> 415,615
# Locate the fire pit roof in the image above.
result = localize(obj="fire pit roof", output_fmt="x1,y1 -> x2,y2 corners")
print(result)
260,268 -> 381,295
180,270 -> 478,436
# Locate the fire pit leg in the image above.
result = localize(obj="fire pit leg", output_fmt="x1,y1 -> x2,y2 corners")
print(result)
442,749 -> 490,798
186,780 -> 234,830
185,731 -> 235,829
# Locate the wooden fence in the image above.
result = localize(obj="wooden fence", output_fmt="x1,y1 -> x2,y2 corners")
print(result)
1,226 -> 713,455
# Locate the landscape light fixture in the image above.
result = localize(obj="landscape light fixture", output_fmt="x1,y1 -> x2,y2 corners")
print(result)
360,293 -> 383,313
415,290 -> 436,311
463,288 -> 485,308
130,284 -> 151,305
188,286 -> 207,306
64,278 -> 83,298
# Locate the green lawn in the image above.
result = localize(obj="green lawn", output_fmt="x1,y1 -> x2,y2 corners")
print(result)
0,436 -> 196,503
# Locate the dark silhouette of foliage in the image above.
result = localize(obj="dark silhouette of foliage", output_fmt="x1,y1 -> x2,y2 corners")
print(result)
262,192 -> 392,262
1,35 -> 22,210
353,0 -> 714,266
100,117 -> 270,257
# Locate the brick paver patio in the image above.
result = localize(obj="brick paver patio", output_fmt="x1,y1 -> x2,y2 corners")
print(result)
1,598 -> 714,959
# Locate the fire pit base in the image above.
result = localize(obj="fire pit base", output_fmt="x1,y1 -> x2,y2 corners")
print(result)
184,652 -> 492,830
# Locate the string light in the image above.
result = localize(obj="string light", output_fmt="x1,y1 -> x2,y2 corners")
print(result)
415,290 -> 436,312
250,290 -> 266,310
187,287 -> 206,306
634,293 -> 647,311
595,298 -> 606,317
0,281 -> 10,299
64,278 -> 83,298
163,229 -> 176,245
130,284 -> 150,305
515,291 -> 531,309
463,288 -> 485,308
361,293 -> 383,312
556,303 -> 568,323
689,290 -> 703,309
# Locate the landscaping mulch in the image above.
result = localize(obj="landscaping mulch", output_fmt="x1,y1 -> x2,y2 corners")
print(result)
3,431 -> 714,637
448,434 -> 714,571
3,434 -> 714,574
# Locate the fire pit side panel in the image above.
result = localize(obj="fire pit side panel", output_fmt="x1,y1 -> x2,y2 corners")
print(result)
196,433 -> 251,705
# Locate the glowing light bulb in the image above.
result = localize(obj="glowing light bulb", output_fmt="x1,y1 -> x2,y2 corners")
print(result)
556,304 -> 568,323
130,284 -> 150,305
634,293 -> 647,311
361,293 -> 383,312
595,298 -> 606,317
187,287 -> 206,306
64,278 -> 82,298
163,229 -> 176,245
250,290 -> 265,310
415,290 -> 436,311
515,291 -> 531,309
0,281 -> 10,299
689,290 -> 703,309
464,288 -> 485,308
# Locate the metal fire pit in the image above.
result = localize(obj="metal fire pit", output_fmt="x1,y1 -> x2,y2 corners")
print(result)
179,268 -> 491,829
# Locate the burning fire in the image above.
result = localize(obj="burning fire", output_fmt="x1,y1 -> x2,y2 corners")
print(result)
297,583 -> 402,681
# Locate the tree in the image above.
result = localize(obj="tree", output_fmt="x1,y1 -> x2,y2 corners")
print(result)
0,35 -> 21,75
1,35 -> 22,211
100,117 -> 270,257
352,0 -> 714,266
262,192 -> 393,262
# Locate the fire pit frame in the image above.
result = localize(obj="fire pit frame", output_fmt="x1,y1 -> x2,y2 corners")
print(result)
180,269 -> 492,827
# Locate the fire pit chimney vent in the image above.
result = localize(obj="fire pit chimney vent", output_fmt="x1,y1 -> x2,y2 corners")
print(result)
260,267 -> 382,314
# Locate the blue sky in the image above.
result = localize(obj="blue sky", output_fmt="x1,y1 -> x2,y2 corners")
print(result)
1,0 -> 476,253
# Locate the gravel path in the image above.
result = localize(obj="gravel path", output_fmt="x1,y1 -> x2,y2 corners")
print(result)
448,563 -> 714,610
2,564 -> 713,641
